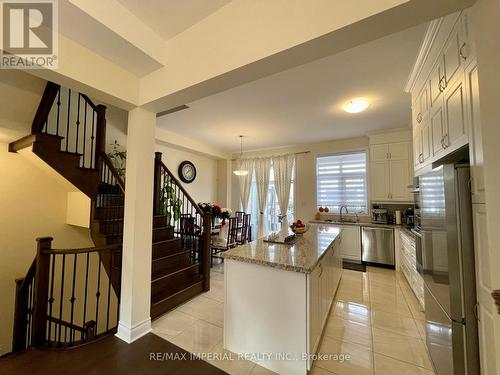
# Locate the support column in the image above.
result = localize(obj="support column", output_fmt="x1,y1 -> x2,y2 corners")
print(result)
116,107 -> 156,343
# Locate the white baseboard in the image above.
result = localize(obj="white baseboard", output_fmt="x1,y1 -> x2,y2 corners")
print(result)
115,317 -> 152,343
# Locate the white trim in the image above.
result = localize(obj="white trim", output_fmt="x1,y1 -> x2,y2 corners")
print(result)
115,318 -> 152,343
404,18 -> 444,93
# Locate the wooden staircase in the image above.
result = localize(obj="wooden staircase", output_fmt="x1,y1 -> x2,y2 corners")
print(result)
150,153 -> 211,319
8,81 -> 212,353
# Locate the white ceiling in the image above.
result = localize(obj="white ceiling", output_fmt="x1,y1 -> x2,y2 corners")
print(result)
116,0 -> 232,41
157,23 -> 426,153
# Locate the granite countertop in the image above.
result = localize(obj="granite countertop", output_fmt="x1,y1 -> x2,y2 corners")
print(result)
221,224 -> 341,274
309,219 -> 415,236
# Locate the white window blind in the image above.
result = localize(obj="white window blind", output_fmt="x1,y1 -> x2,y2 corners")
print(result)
316,152 -> 368,214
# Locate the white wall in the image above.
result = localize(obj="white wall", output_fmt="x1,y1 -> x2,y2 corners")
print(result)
156,142 -> 218,204
0,143 -> 94,355
230,137 -> 369,221
104,105 -> 220,205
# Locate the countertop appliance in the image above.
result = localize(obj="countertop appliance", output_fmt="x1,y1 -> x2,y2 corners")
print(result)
371,208 -> 388,224
361,226 -> 394,266
419,164 -> 479,375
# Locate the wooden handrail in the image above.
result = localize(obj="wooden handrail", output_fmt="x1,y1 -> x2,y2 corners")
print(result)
42,243 -> 122,255
80,94 -> 98,111
18,258 -> 36,291
100,152 -> 125,192
32,82 -> 60,134
156,158 -> 203,217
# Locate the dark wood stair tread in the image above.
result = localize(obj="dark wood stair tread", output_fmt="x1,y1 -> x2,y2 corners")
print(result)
151,281 -> 205,319
151,263 -> 199,284
151,275 -> 203,305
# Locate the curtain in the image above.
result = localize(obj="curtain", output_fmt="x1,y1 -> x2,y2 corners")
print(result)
254,157 -> 271,238
236,158 -> 254,212
272,154 -> 295,230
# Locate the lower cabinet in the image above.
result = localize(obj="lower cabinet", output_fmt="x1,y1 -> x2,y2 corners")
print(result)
337,225 -> 361,261
397,229 -> 424,308
308,237 -> 343,356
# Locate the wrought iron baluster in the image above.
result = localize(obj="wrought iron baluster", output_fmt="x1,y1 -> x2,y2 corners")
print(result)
69,254 -> 77,342
82,252 -> 89,341
48,254 -> 56,342
90,111 -> 95,169
106,251 -> 112,331
95,251 -> 102,332
55,88 -> 61,137
76,94 -> 81,165
66,89 -> 71,152
57,254 -> 66,346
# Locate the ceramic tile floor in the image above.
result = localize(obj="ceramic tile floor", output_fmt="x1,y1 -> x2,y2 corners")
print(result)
152,263 -> 435,375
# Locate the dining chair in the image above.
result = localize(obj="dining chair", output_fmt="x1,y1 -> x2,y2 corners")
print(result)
211,217 -> 238,267
237,213 -> 251,245
235,211 -> 245,226
179,214 -> 200,261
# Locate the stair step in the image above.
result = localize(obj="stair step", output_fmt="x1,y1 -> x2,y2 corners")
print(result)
95,205 -> 124,219
153,226 -> 174,242
153,215 -> 169,228
58,150 -> 83,157
151,280 -> 204,319
152,238 -> 183,259
151,265 -> 202,304
152,250 -> 192,279
98,218 -> 124,235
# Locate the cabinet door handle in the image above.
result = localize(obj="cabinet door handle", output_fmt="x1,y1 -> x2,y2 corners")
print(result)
318,263 -> 323,277
438,76 -> 447,92
417,113 -> 422,123
419,153 -> 424,163
459,42 -> 467,60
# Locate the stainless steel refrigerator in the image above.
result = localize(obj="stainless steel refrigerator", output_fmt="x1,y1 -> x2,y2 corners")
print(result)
419,163 -> 480,375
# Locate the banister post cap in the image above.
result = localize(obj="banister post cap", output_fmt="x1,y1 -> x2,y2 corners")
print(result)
155,152 -> 162,160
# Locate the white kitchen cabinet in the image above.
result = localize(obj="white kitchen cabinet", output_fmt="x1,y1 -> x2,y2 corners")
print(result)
370,141 -> 412,202
408,11 -> 474,175
370,161 -> 390,201
337,225 -> 361,261
465,61 -> 485,203
443,74 -> 468,151
398,229 -> 424,308
430,104 -> 445,158
308,238 -> 342,354
429,59 -> 445,108
442,20 -> 466,87
472,204 -> 498,375
389,159 -> 411,200
370,144 -> 389,162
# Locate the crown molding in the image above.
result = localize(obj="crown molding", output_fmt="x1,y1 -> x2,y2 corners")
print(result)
404,18 -> 444,93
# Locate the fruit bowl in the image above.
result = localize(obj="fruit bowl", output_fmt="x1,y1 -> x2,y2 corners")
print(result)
290,220 -> 308,235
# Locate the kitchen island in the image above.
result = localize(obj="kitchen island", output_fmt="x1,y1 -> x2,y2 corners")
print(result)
221,224 -> 343,375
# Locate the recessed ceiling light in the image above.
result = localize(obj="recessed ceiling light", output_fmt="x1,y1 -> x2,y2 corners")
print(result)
342,98 -> 370,113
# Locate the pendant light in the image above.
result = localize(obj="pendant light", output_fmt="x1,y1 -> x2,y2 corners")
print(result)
233,135 -> 249,176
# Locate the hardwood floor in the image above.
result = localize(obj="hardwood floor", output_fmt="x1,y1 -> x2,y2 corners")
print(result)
0,333 -> 228,375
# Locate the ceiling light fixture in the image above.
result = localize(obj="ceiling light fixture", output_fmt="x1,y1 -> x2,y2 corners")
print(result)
233,135 -> 249,176
342,98 -> 370,113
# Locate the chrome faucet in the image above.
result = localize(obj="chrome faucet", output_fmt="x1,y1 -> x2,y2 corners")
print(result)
339,205 -> 349,222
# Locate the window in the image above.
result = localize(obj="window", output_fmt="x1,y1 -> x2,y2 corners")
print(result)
247,164 -> 295,233
316,152 -> 368,214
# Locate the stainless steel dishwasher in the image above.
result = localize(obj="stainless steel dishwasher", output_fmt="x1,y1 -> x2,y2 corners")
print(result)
361,227 -> 395,266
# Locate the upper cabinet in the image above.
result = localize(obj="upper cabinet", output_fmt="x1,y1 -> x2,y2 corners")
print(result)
406,11 -> 476,176
369,130 -> 412,202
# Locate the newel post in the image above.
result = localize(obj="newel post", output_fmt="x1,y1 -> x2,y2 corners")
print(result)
31,237 -> 52,347
153,152 -> 163,216
95,104 -> 107,168
202,212 -> 212,291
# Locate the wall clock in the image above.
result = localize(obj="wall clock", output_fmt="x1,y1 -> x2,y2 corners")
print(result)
178,161 -> 196,183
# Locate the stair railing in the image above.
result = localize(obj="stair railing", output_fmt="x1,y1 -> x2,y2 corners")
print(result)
34,82 -> 107,170
12,238 -> 122,351
153,152 -> 211,291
